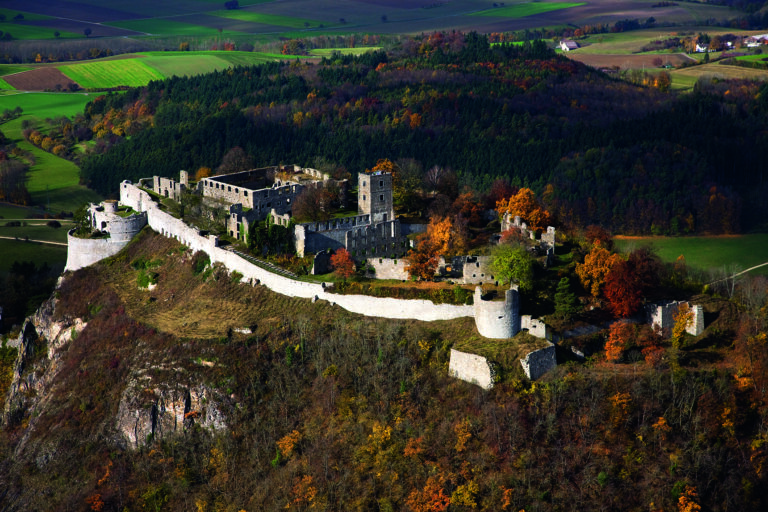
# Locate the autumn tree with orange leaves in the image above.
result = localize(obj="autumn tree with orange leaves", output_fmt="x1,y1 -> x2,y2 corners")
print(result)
406,216 -> 468,281
576,241 -> 622,297
496,187 -> 552,231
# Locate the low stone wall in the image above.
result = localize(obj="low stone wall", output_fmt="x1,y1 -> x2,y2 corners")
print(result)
520,343 -> 556,380
647,301 -> 704,337
448,349 -> 494,390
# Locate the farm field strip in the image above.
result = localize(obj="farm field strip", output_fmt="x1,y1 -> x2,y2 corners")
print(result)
0,8 -> 53,21
136,51 -> 289,76
670,62 -> 768,84
59,60 -> 165,89
105,18 -> 248,36
210,9 -> 325,29
614,234 -> 768,276
0,224 -> 70,244
471,2 -> 586,18
0,65 -> 32,76
0,79 -> 13,90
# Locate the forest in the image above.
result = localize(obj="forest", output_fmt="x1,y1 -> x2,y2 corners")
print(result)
68,33 -> 768,235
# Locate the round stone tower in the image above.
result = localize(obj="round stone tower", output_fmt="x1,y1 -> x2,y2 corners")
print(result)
473,284 -> 521,339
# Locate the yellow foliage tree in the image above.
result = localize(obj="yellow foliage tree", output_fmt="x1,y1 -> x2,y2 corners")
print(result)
496,187 -> 552,231
672,303 -> 693,347
195,167 -> 212,181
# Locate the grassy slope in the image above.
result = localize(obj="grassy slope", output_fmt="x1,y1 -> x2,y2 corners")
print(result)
58,60 -> 165,89
0,92 -> 101,212
105,18 -> 249,36
210,9 -> 325,28
471,2 -> 586,18
614,234 -> 768,276
0,238 -> 67,272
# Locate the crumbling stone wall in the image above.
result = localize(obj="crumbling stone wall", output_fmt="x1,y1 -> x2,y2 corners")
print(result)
520,343 -> 556,380
462,256 -> 496,285
367,257 -> 409,280
295,215 -> 408,261
449,349 -> 495,389
647,301 -> 704,336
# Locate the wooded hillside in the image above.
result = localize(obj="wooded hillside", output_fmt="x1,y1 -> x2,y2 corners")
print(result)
73,34 -> 768,234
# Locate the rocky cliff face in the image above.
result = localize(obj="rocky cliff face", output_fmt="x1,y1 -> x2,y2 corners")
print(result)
3,279 -> 228,461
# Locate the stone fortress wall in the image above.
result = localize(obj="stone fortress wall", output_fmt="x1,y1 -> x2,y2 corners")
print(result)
118,181 -> 473,322
65,200 -> 148,272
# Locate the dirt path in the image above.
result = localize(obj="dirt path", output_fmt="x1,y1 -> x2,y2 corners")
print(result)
0,236 -> 67,246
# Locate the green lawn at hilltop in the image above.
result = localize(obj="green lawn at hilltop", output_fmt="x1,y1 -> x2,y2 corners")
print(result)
59,60 -> 165,89
614,234 -> 768,276
0,92 -> 101,213
211,9 -> 324,29
471,2 -> 585,18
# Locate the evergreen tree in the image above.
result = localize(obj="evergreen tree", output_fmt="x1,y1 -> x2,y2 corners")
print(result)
554,277 -> 579,320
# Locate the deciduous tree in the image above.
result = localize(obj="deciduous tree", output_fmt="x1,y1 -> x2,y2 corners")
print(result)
330,248 -> 355,280
496,187 -> 552,231
576,241 -> 622,297
490,244 -> 534,290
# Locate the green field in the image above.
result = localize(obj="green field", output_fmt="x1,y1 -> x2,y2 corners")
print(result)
471,2 -> 586,18
136,51 -> 287,77
0,221 -> 71,243
59,60 -> 165,89
614,234 -> 768,276
0,203 -> 45,219
0,92 -> 101,213
106,18 -> 248,36
212,9 -> 323,29
0,65 -> 32,76
0,79 -> 13,90
0,238 -> 67,273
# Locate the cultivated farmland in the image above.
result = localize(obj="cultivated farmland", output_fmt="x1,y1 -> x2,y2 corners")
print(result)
59,60 -> 165,89
471,3 -> 587,18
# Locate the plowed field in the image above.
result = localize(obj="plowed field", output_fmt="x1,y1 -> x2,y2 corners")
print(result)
3,68 -> 76,91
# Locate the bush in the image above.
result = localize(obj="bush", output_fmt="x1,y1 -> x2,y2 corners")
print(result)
46,220 -> 62,228
192,251 -> 210,275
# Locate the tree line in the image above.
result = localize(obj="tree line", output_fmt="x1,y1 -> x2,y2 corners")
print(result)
74,33 -> 768,234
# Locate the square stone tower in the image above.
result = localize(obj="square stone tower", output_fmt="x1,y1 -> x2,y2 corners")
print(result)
358,171 -> 395,223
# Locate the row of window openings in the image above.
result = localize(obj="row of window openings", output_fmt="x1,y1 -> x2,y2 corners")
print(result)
361,180 -> 385,188
361,195 -> 385,201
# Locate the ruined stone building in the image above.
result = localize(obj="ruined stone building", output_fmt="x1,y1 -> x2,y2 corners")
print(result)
294,171 -> 409,261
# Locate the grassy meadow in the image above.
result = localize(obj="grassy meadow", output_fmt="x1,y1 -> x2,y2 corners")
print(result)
59,60 -> 166,89
0,92 -> 101,213
471,2 -> 586,18
105,19 -> 248,37
211,9 -> 324,29
614,234 -> 768,276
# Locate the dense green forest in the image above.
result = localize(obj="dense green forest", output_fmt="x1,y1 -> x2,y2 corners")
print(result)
74,34 -> 767,234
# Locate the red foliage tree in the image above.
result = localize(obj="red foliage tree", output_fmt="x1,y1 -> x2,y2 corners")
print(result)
330,248 -> 355,280
604,259 -> 644,318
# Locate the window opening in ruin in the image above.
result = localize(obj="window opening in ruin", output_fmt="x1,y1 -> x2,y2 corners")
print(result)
228,186 -> 232,192
363,195 -> 366,201
383,213 -> 387,221
244,191 -> 248,196
379,180 -> 383,187
379,195 -> 384,201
